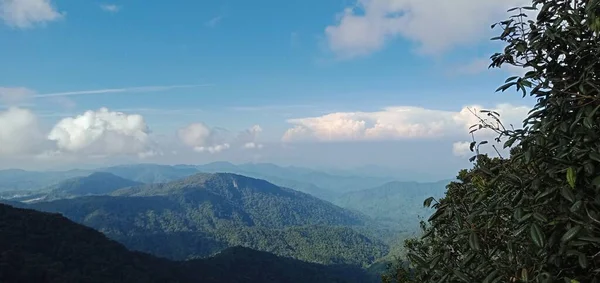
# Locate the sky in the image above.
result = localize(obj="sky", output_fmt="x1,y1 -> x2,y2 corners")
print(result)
0,0 -> 537,180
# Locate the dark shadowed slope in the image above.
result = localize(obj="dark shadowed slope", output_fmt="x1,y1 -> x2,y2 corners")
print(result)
0,203 -> 376,283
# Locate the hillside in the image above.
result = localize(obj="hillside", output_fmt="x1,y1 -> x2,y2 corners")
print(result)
0,169 -> 88,192
41,172 -> 143,201
24,173 -> 388,266
198,162 -> 394,196
0,163 -> 400,201
334,180 -> 450,231
98,164 -> 200,184
0,203 -> 376,283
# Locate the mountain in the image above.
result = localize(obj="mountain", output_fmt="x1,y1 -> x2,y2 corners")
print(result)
0,203 -> 377,283
195,162 -> 394,199
98,164 -> 200,184
0,162 -> 399,201
0,169 -> 89,192
334,180 -> 450,231
42,172 -> 142,200
23,173 -> 388,267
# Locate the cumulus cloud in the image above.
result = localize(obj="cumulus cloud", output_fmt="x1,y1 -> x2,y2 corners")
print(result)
325,0 -> 530,57
47,108 -> 157,158
0,87 -> 35,105
452,141 -> 471,157
236,125 -> 263,150
282,104 -> 530,143
0,0 -> 63,28
178,123 -> 265,153
0,107 -> 45,156
178,123 -> 231,154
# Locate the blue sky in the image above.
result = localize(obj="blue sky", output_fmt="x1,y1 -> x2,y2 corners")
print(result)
0,0 -> 535,178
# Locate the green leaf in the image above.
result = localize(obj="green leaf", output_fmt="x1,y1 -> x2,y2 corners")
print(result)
533,212 -> 548,223
560,186 -> 575,203
469,232 -> 481,251
578,236 -> 600,244
592,176 -> 600,187
561,226 -> 583,243
423,197 -> 435,208
590,152 -> 600,163
566,250 -> 588,268
530,223 -> 545,247
521,268 -> 529,282
567,167 -> 576,189
570,200 -> 582,213
483,270 -> 500,283
452,270 -> 470,282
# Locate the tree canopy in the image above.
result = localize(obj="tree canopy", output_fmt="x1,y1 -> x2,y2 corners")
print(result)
386,0 -> 600,282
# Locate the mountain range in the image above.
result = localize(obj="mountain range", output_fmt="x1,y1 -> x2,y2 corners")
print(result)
0,162 -> 399,201
6,172 -> 389,267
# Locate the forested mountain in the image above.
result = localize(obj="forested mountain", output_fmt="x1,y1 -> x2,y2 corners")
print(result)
334,181 -> 449,230
197,162 -> 394,196
0,203 -> 376,283
98,164 -> 200,184
17,173 -> 388,267
0,162 -> 397,201
42,172 -> 142,201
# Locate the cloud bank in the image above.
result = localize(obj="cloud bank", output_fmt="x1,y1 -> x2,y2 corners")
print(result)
325,0 -> 530,58
282,104 -> 530,157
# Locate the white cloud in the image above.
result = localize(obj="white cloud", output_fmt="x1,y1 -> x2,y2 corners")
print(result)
0,87 -> 35,104
0,0 -> 63,28
178,123 -> 231,154
236,125 -> 263,150
325,0 -> 530,58
282,104 -> 530,142
452,141 -> 471,157
47,108 -> 157,158
0,107 -> 45,156
178,123 -> 265,153
100,4 -> 121,13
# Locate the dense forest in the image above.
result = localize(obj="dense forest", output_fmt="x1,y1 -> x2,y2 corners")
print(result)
0,203 -> 376,283
385,0 -> 600,282
9,173 -> 389,267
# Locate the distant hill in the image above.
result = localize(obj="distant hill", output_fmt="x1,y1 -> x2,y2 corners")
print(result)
97,164 -> 200,184
42,172 -> 142,200
24,173 -> 388,267
0,162 -> 401,201
196,162 -> 393,199
0,203 -> 377,283
0,169 -> 88,192
334,180 -> 451,231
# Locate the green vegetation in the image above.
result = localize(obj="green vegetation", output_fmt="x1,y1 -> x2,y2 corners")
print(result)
334,181 -> 449,231
42,172 -> 142,201
0,203 -> 377,283
22,173 -> 388,267
386,1 -> 600,282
